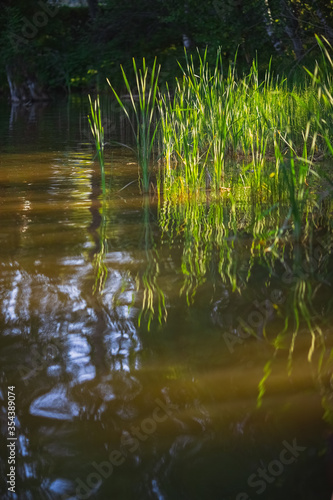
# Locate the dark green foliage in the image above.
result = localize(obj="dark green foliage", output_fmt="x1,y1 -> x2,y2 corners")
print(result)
0,0 -> 333,96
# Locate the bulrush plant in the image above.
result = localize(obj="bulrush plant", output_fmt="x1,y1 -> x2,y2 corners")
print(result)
206,53 -> 237,191
158,75 -> 205,194
88,94 -> 106,196
95,39 -> 332,219
306,36 -> 333,163
158,84 -> 175,188
107,58 -> 160,194
157,50 -> 308,195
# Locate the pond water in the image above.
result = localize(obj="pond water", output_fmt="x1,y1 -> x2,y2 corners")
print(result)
1,97 -> 333,500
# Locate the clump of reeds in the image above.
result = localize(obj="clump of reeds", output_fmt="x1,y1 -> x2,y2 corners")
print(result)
107,58 -> 160,194
305,36 -> 333,161
156,41 -> 333,243
88,94 -> 106,195
158,54 -> 308,192
100,39 -> 333,240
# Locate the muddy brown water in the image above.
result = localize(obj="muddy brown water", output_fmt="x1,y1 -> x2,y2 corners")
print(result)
0,97 -> 333,500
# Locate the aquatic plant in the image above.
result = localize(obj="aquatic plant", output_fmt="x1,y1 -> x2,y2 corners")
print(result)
108,58 -> 161,194
100,38 -> 333,209
88,94 -> 106,196
305,36 -> 333,166
156,44 -> 332,199
101,38 -> 333,250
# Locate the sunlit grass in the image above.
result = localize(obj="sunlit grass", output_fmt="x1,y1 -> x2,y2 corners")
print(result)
90,37 -> 333,219
107,58 -> 160,194
88,94 -> 106,196
157,53 -> 323,195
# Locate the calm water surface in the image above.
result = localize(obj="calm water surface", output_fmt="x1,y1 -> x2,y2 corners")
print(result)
1,97 -> 333,500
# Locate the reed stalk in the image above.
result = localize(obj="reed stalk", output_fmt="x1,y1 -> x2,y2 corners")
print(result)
108,58 -> 161,194
88,94 -> 106,196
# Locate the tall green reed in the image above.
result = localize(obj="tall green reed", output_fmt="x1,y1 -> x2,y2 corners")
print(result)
88,95 -> 106,196
108,58 -> 160,194
305,36 -> 333,162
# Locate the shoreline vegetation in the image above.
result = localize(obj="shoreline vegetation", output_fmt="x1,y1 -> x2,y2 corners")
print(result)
89,37 -> 333,207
